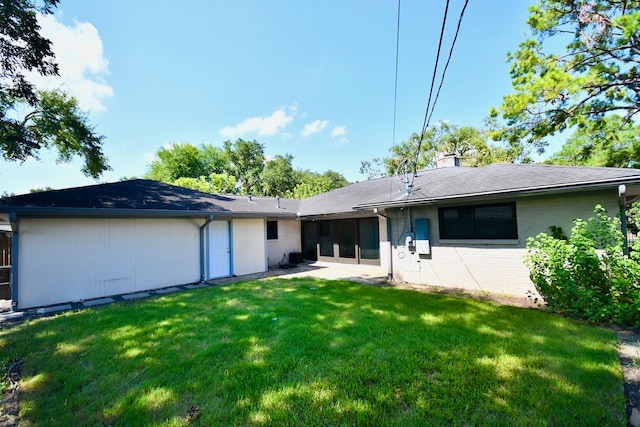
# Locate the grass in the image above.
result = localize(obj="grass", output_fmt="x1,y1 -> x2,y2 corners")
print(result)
0,278 -> 627,426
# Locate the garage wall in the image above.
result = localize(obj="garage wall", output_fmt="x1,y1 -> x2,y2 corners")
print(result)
266,219 -> 300,266
17,217 -> 201,309
232,218 -> 267,276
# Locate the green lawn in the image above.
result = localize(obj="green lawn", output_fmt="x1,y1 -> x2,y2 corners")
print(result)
0,278 -> 626,426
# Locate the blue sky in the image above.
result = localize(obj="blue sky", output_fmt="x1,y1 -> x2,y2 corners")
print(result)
1,0 -> 543,195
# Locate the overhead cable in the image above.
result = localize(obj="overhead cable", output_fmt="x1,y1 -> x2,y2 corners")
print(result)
414,0 -> 470,160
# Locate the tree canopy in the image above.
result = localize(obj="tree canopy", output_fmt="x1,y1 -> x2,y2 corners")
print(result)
222,139 -> 266,195
0,0 -> 109,178
145,140 -> 349,198
491,0 -> 640,152
360,123 -> 515,179
546,114 -> 640,168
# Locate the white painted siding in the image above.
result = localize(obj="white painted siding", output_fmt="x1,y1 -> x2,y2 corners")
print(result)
17,217 -> 200,309
386,190 -> 620,297
266,219 -> 301,266
232,218 -> 267,276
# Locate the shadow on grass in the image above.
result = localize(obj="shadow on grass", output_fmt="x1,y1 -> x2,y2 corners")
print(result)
1,277 -> 626,426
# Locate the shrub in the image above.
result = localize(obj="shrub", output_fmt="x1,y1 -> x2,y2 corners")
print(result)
526,205 -> 640,327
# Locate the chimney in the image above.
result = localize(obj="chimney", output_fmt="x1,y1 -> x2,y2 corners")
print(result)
436,153 -> 460,168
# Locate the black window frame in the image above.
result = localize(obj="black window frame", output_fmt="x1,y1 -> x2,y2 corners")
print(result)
438,202 -> 518,240
267,220 -> 278,240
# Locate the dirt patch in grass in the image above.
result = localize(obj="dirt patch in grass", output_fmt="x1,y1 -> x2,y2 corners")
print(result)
0,360 -> 22,427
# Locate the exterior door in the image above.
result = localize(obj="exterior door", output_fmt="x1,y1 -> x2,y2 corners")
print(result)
315,219 -> 361,264
207,220 -> 231,279
336,219 -> 357,264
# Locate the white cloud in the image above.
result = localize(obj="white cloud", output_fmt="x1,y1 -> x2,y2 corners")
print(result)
330,125 -> 349,147
301,119 -> 329,137
333,137 -> 350,147
26,13 -> 113,112
331,125 -> 347,137
220,106 -> 296,138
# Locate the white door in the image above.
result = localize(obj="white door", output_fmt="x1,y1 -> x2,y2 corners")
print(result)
207,221 -> 231,279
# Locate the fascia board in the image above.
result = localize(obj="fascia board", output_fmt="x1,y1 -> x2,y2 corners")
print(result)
353,179 -> 640,210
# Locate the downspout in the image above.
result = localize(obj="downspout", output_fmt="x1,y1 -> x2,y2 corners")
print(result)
9,212 -> 18,311
200,214 -> 214,283
619,185 -> 629,257
374,208 -> 394,281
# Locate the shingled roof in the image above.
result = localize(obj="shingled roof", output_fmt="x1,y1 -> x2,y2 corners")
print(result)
297,163 -> 640,215
2,164 -> 640,219
0,179 -> 300,217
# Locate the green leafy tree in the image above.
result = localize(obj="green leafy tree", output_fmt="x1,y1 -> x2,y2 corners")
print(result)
172,174 -> 236,194
146,143 -> 222,182
0,0 -> 109,178
262,154 -> 296,197
29,186 -> 54,193
293,169 -> 349,199
491,0 -> 640,153
223,139 -> 265,195
526,205 -> 640,327
546,115 -> 640,168
360,123 -> 514,179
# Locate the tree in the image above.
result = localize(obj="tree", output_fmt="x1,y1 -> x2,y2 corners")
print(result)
546,114 -> 640,168
292,169 -> 349,199
491,1 -> 640,152
262,154 -> 296,197
172,174 -> 237,194
0,0 -> 109,178
146,143 -> 223,182
223,139 -> 265,195
360,123 -> 514,179
526,205 -> 640,327
29,186 -> 53,193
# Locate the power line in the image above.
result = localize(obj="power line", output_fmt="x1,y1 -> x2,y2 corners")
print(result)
426,0 -> 470,128
419,0 -> 450,143
392,0 -> 401,149
414,0 -> 470,160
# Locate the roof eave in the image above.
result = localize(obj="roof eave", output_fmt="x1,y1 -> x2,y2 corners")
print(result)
0,206 -> 284,218
353,179 -> 640,210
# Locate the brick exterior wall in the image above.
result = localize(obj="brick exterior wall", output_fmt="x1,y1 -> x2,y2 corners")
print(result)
386,189 -> 620,298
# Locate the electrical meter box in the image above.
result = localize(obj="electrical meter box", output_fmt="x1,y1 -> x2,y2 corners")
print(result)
415,218 -> 430,255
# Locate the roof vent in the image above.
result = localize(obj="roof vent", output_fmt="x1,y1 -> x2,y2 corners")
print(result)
436,153 -> 460,168
248,195 -> 253,202
276,196 -> 281,209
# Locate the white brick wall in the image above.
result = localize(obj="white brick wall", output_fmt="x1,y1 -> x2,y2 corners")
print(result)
386,189 -> 620,297
266,219 -> 301,266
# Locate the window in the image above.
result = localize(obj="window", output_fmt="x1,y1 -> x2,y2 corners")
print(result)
267,221 -> 278,240
438,202 -> 517,239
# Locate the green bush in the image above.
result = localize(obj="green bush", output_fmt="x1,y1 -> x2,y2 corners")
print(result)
526,205 -> 640,327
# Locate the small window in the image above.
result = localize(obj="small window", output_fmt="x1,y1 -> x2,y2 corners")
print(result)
439,202 -> 517,239
267,221 -> 278,240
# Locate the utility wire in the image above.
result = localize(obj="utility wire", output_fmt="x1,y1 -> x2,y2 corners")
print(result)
418,0 -> 451,150
414,0 -> 470,160
390,0 -> 402,198
392,0 -> 401,149
426,0 -> 470,127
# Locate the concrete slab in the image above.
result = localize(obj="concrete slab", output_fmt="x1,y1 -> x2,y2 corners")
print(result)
156,287 -> 181,294
36,304 -> 73,314
84,297 -> 115,307
0,311 -> 24,322
184,284 -> 204,290
122,292 -> 150,301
